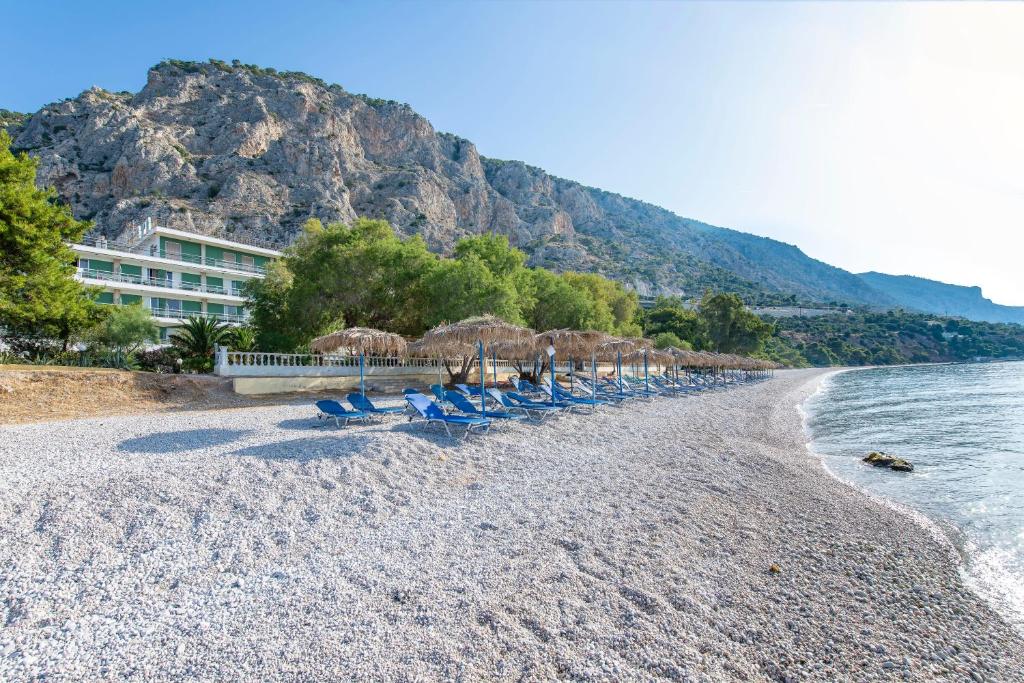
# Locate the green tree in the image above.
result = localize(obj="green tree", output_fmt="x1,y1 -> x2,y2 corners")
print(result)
170,315 -> 233,372
88,304 -> 159,368
644,296 -> 708,348
524,269 -> 594,331
0,130 -> 99,350
423,253 -> 523,325
699,292 -> 773,354
562,271 -> 640,335
653,332 -> 691,350
245,218 -> 438,350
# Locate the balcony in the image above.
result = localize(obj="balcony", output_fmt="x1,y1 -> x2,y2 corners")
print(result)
76,235 -> 267,276
95,301 -> 250,325
150,307 -> 250,325
78,268 -> 245,298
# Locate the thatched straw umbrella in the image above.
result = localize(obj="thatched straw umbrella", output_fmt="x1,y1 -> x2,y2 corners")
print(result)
599,337 -> 647,396
535,329 -> 611,405
310,327 -> 407,397
417,315 -> 534,415
490,338 -> 538,386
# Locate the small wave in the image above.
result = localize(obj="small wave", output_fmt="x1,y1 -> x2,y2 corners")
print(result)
799,363 -> 1024,634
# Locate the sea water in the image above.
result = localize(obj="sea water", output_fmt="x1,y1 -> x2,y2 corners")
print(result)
804,361 -> 1024,628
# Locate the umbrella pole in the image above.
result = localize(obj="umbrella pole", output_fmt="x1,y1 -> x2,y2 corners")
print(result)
478,340 -> 486,415
591,352 -> 597,410
492,348 -> 498,387
617,351 -> 623,396
550,352 -> 556,407
359,351 -> 365,397
644,349 -> 650,394
570,356 -> 574,393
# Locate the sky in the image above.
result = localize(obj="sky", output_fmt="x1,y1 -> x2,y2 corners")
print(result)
3,1 -> 1023,304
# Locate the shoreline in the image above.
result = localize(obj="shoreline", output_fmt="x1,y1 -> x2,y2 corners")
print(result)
799,365 -> 1024,637
2,369 -> 1023,680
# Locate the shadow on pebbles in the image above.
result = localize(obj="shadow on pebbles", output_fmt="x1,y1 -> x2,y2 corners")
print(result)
0,373 -> 1022,681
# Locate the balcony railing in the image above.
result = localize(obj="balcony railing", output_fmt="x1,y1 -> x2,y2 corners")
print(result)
95,301 -> 249,325
78,268 -> 245,297
149,307 -> 250,325
76,236 -> 267,276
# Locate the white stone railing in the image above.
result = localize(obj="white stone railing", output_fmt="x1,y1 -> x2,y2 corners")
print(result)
213,348 -> 554,378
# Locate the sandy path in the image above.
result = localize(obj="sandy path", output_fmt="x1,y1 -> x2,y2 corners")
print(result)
1,369 -> 1021,681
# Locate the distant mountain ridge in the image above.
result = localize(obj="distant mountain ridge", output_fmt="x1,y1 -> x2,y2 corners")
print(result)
857,272 -> 1024,325
4,58 -> 902,307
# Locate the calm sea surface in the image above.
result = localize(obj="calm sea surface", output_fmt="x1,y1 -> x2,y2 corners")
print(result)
804,361 -> 1024,627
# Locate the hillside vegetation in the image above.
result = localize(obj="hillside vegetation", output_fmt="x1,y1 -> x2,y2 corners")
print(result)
858,272 -> 1024,324
771,311 -> 1024,366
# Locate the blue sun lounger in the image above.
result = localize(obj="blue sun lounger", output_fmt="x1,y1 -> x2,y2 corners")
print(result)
405,392 -> 491,438
445,391 -> 528,421
486,388 -> 564,420
314,399 -> 371,428
543,381 -> 609,408
347,393 -> 405,417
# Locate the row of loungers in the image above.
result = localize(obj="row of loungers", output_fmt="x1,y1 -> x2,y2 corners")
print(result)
312,369 -> 767,438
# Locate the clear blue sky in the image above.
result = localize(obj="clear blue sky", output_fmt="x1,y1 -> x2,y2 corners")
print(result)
4,1 -> 1023,304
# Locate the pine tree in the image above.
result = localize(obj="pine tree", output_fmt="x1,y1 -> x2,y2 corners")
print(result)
0,130 -> 97,350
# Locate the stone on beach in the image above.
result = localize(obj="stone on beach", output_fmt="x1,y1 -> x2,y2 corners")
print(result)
864,451 -> 915,472
0,369 -> 1019,681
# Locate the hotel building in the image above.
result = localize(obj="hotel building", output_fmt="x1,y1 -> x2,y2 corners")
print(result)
71,219 -> 282,342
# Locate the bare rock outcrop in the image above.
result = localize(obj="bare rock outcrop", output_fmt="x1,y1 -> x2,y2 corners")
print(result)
8,59 -> 894,305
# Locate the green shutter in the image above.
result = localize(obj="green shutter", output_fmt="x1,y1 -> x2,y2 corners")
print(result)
180,273 -> 201,291
182,300 -> 202,314
120,294 -> 142,305
119,263 -> 141,276
95,291 -> 114,304
206,303 -> 224,315
180,241 -> 201,263
231,280 -> 245,295
205,246 -> 224,262
206,276 -> 224,293
253,255 -> 268,269
88,260 -> 114,273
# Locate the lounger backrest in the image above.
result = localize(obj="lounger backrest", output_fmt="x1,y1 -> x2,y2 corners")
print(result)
406,393 -> 447,419
445,391 -> 478,414
430,384 -> 448,403
316,399 -> 344,415
486,387 -> 512,408
347,393 -> 373,411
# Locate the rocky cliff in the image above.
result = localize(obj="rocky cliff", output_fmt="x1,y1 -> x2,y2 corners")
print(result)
8,59 -> 893,305
858,272 -> 1024,324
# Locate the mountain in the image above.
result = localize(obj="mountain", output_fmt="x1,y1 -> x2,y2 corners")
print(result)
7,59 -> 894,305
858,272 -> 1024,324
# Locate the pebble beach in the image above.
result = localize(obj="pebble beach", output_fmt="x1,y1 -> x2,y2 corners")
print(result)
1,368 -> 1022,681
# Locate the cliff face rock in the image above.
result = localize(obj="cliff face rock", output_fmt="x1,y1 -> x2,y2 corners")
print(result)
858,272 -> 1024,324
10,59 -> 893,305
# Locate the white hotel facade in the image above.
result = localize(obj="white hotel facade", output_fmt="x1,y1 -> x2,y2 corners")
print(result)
71,219 -> 281,342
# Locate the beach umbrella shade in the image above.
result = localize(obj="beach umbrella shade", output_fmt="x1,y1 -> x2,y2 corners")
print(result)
418,316 -> 534,415
600,337 -> 646,396
537,330 -> 612,406
310,327 -> 407,397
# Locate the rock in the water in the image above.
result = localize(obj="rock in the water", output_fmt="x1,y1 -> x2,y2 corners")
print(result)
863,451 -> 913,472
863,451 -> 896,467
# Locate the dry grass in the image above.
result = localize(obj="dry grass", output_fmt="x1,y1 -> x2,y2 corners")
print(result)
0,367 -> 286,425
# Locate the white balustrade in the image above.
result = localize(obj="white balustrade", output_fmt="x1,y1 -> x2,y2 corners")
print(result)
214,348 -> 559,378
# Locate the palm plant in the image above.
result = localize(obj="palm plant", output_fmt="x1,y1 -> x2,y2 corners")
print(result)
231,325 -> 258,352
170,316 -> 233,372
